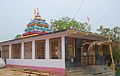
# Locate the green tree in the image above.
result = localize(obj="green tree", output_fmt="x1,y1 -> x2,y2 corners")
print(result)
97,25 -> 120,64
50,17 -> 91,32
15,34 -> 22,39
97,25 -> 110,36
110,26 -> 120,42
97,25 -> 120,41
113,47 -> 120,64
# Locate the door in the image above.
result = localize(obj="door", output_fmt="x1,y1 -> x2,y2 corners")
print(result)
65,37 -> 83,68
96,45 -> 106,65
65,37 -> 76,68
81,44 -> 95,66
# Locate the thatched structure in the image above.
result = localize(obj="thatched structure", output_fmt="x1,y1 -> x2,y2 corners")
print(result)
88,41 -> 115,71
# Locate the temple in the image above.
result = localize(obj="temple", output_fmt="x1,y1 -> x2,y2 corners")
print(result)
17,8 -> 51,38
0,9 -> 113,75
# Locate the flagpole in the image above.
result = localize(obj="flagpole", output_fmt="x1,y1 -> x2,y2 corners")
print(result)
87,16 -> 91,31
34,9 -> 36,18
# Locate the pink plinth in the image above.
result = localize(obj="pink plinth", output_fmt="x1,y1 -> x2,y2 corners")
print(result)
6,64 -> 68,76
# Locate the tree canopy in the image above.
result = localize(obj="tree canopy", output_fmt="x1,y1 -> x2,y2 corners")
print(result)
15,34 -> 22,39
50,17 -> 91,32
113,47 -> 120,63
97,25 -> 120,64
97,25 -> 120,42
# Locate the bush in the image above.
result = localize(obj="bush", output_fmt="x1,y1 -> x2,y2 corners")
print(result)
113,47 -> 120,64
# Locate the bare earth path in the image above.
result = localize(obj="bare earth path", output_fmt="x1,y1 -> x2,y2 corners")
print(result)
0,68 -> 36,76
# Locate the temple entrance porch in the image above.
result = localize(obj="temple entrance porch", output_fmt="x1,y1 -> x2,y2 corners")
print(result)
65,32 -> 110,68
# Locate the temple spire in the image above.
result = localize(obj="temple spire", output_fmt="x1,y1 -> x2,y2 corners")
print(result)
33,8 -> 42,20
34,9 -> 36,16
16,8 -> 51,38
37,8 -> 39,15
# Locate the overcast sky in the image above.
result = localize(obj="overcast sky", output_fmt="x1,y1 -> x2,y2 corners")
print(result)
0,0 -> 120,41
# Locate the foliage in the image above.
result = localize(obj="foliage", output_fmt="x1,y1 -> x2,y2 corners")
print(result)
113,47 -> 120,62
114,47 -> 120,74
50,17 -> 91,32
97,25 -> 120,42
97,25 -> 120,64
15,34 -> 22,39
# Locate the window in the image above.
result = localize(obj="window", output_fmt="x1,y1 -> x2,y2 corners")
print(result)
67,37 -> 75,57
0,50 -> 1,57
24,42 -> 32,59
35,40 -> 45,59
11,43 -> 21,59
1,45 -> 9,59
49,37 -> 61,59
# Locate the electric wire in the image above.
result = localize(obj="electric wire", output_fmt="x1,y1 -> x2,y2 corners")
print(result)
73,0 -> 85,20
94,0 -> 119,25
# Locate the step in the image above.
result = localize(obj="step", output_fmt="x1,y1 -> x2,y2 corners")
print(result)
67,65 -> 115,76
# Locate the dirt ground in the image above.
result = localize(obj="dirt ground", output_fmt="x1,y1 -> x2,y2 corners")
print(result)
0,68 -> 36,76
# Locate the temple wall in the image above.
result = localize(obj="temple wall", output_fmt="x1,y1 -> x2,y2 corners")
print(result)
0,34 -> 66,69
6,59 -> 65,68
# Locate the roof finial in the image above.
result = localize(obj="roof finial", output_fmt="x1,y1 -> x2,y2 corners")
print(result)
37,8 -> 39,15
34,9 -> 36,16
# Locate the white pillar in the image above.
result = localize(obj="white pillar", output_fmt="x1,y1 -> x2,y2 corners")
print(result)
9,44 -> 11,59
21,42 -> 24,59
45,38 -> 49,59
32,40 -> 35,59
61,36 -> 65,60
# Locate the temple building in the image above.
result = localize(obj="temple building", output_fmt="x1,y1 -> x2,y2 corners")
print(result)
15,8 -> 51,39
0,9 -> 112,75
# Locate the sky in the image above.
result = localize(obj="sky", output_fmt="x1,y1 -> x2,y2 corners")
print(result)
0,0 -> 120,41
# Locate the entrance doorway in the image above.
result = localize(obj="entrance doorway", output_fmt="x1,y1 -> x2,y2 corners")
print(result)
80,43 -> 96,66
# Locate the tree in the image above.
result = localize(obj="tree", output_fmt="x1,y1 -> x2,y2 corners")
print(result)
113,47 -> 120,64
50,17 -> 91,32
97,25 -> 110,36
110,26 -> 120,42
97,25 -> 120,64
97,25 -> 120,42
15,34 -> 22,39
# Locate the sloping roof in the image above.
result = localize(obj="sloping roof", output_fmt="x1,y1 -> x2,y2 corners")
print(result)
0,30 -> 108,44
66,30 -> 108,41
0,30 -> 67,44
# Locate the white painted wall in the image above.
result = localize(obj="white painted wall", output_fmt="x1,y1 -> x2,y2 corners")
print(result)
6,59 -> 65,68
5,36 -> 66,69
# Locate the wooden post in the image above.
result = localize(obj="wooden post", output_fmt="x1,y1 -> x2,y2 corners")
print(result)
108,35 -> 115,71
109,44 -> 115,71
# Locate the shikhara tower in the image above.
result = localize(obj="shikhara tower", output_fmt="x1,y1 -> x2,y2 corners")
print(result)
17,8 -> 51,38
